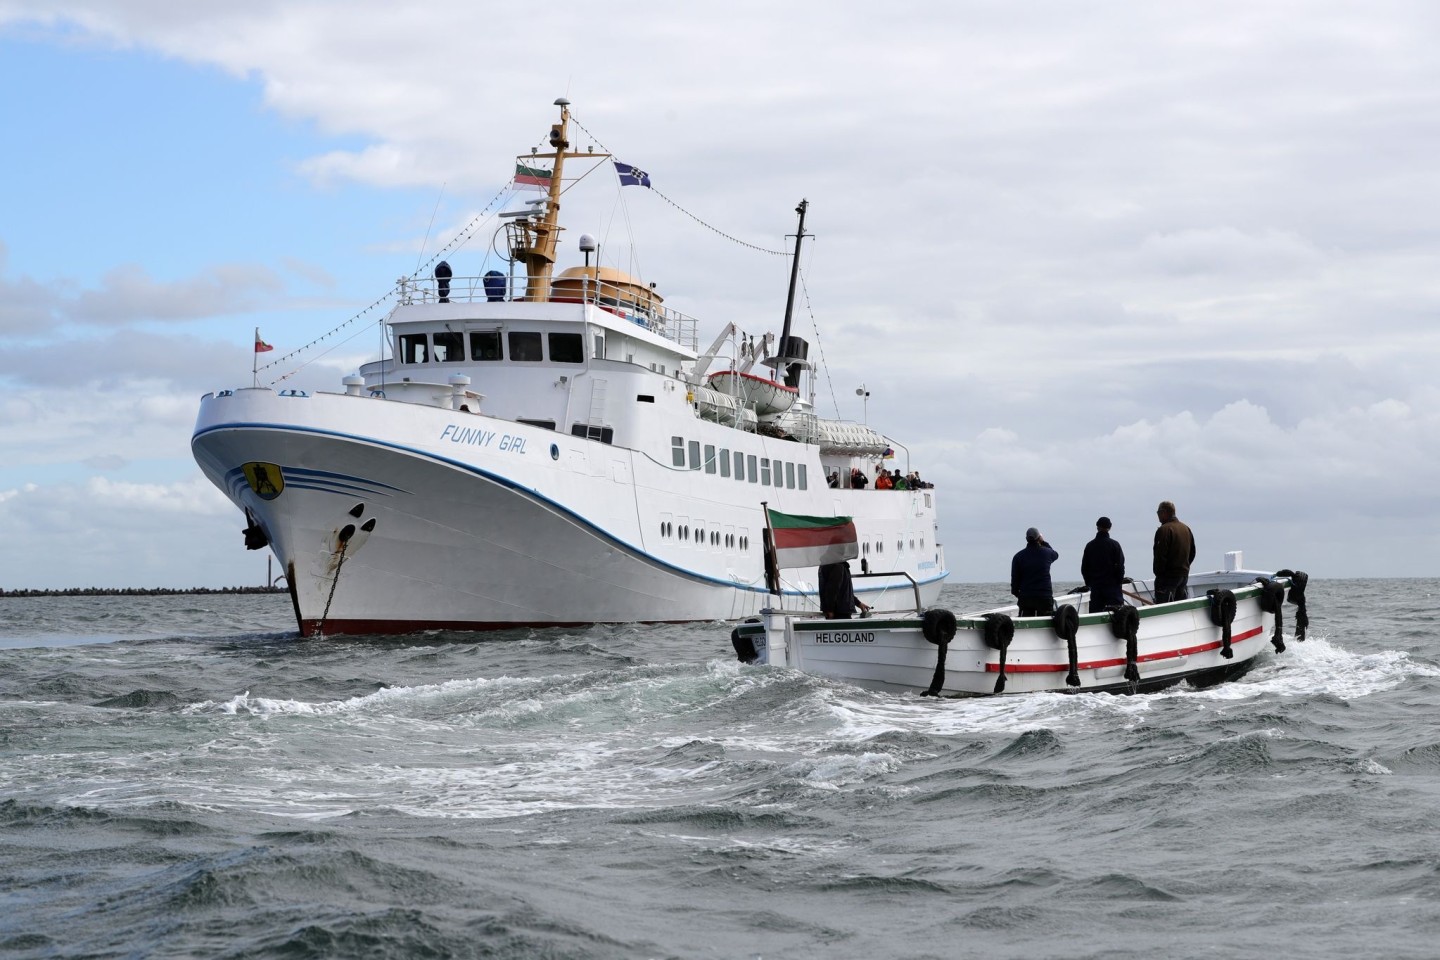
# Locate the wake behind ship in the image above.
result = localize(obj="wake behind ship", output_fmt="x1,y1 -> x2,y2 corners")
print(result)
192,99 -> 948,636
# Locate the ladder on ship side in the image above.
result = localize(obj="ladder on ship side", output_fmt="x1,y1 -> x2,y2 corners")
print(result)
583,378 -> 609,441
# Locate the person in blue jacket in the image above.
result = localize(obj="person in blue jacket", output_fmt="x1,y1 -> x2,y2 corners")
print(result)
1010,527 -> 1059,617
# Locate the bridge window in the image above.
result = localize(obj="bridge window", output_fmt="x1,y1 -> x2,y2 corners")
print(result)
760,458 -> 771,485
508,331 -> 543,361
719,448 -> 731,478
434,331 -> 465,362
549,332 -> 584,363
470,331 -> 503,361
688,440 -> 701,470
785,462 -> 796,489
704,444 -> 717,474
399,333 -> 429,364
798,464 -> 808,490
672,436 -> 685,467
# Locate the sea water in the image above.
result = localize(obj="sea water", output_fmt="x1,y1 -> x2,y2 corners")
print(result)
1,579 -> 1438,959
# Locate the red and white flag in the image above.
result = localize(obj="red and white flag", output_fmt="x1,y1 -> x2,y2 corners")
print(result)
254,330 -> 274,353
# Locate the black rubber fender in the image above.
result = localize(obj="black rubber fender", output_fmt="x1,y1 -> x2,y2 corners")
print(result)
1110,604 -> 1139,641
1051,605 -> 1081,687
982,612 -> 1015,651
1277,569 -> 1310,640
922,608 -> 958,646
1254,577 -> 1287,652
983,613 -> 1015,694
1110,605 -> 1141,686
1051,604 -> 1080,640
1208,588 -> 1237,659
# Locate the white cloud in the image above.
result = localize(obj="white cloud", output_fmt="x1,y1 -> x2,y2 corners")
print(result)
2,0 -> 1439,588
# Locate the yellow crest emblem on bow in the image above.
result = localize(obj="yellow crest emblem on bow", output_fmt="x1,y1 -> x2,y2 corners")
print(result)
242,462 -> 284,500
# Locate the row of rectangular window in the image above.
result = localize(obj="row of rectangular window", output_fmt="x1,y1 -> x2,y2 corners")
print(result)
399,330 -> 589,365
671,437 -> 808,490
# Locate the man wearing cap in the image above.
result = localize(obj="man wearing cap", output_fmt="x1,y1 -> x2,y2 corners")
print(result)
1153,500 -> 1196,602
1010,527 -> 1059,617
1081,517 -> 1126,613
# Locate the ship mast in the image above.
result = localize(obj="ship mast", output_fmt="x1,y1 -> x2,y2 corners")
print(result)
779,199 -> 807,351
509,98 -> 608,302
766,199 -> 811,388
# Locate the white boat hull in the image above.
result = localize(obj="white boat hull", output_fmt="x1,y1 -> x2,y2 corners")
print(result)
737,572 -> 1306,696
193,388 -> 945,635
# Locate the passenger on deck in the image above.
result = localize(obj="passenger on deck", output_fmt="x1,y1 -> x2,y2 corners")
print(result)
1081,516 -> 1126,613
892,470 -> 909,490
434,260 -> 452,303
827,471 -> 841,488
850,468 -> 868,489
1011,527 -> 1059,617
875,470 -> 893,490
1152,500 -> 1196,602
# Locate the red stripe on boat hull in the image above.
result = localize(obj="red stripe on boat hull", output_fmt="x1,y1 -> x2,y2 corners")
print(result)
984,625 -> 1266,673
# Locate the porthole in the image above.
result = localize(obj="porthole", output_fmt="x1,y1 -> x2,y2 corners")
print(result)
550,443 -> 560,460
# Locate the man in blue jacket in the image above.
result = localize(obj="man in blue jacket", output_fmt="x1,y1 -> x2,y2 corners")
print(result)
1011,527 -> 1059,617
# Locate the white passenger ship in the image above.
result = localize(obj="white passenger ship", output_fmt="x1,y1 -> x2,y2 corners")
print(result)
191,99 -> 948,636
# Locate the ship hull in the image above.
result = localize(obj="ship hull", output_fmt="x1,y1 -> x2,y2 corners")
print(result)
193,388 -> 945,636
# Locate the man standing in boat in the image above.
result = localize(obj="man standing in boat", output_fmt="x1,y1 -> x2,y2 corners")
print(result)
1152,500 -> 1196,602
1011,527 -> 1059,617
819,561 -> 870,620
1081,516 -> 1126,612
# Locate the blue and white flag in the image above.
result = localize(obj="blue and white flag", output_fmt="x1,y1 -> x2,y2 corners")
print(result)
614,160 -> 652,188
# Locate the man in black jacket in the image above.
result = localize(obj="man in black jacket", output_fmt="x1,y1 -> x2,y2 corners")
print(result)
1010,527 -> 1059,617
1081,516 -> 1126,613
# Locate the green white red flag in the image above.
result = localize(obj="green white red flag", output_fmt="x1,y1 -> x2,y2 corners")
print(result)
514,163 -> 552,191
766,509 -> 858,569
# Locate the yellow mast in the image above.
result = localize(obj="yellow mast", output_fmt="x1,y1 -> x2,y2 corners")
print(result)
510,97 -> 608,302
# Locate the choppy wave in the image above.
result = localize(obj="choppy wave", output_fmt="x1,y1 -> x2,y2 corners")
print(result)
4,581 -> 1440,959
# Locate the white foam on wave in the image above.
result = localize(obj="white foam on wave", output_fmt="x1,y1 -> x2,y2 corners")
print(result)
183,673 -> 559,718
1181,633 -> 1430,704
780,750 -> 901,788
824,684 -> 1153,739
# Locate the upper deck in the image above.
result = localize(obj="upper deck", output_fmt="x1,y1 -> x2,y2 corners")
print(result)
394,270 -> 700,353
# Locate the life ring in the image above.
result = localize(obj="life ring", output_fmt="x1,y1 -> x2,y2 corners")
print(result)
1208,588 -> 1237,659
922,608 -> 958,646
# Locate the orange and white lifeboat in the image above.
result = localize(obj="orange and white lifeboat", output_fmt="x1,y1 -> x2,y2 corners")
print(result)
706,369 -> 798,416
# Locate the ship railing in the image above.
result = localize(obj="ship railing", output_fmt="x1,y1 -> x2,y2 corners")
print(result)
762,571 -> 924,619
397,274 -> 699,351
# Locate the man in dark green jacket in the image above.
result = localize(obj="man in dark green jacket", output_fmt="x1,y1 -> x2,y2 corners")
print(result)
1152,500 -> 1195,602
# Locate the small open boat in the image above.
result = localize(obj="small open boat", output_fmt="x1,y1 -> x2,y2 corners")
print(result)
730,553 -> 1310,696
